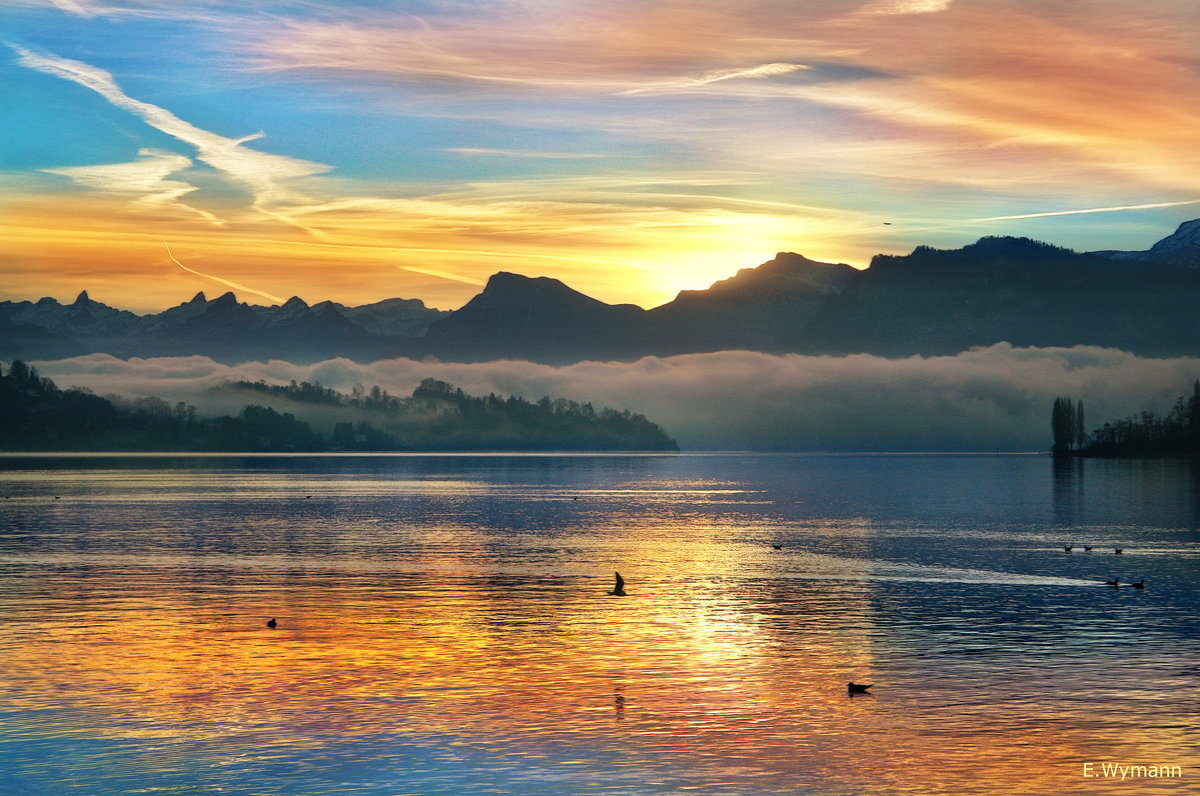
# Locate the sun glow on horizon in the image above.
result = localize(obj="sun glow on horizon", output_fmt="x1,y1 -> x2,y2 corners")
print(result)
2,1 -> 1199,310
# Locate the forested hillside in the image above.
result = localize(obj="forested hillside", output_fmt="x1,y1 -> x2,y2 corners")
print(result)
0,363 -> 677,452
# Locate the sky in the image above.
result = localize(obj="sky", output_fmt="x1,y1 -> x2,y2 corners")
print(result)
3,0 -> 1200,312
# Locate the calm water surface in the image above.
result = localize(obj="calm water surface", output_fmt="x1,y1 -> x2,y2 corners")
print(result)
1,453 -> 1197,794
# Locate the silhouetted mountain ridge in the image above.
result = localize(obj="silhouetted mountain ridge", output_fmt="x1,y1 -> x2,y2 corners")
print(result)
803,232 -> 1200,355
3,219 -> 1200,362
0,290 -> 445,363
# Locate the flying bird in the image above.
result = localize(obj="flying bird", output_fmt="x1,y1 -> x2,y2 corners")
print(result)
266,617 -> 277,628
848,682 -> 873,694
607,572 -> 627,597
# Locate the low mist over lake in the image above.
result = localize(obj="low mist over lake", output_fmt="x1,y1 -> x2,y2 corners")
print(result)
31,344 -> 1200,451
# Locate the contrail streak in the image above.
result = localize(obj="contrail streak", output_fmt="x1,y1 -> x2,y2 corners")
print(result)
162,239 -> 285,304
400,266 -> 486,286
967,199 -> 1200,222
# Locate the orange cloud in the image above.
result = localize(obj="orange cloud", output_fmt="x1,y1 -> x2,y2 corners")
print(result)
245,2 -> 856,92
244,1 -> 1200,200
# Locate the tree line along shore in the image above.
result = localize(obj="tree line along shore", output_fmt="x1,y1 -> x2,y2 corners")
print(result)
1052,381 -> 1200,457
0,361 -> 678,453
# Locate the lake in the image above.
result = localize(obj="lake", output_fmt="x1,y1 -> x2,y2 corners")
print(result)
1,453 -> 1197,794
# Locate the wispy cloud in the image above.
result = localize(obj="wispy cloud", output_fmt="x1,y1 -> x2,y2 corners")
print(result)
162,239 -> 284,303
44,148 -> 225,225
48,0 -> 95,15
240,1 -> 1200,199
858,0 -> 954,15
244,5 -> 850,95
11,44 -> 330,232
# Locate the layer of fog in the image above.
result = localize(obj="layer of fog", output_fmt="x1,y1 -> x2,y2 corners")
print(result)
27,344 -> 1200,451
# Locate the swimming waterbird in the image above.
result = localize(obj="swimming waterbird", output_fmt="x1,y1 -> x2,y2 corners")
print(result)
1130,580 -> 1145,589
608,572 -> 626,597
266,617 -> 277,628
848,682 -> 873,694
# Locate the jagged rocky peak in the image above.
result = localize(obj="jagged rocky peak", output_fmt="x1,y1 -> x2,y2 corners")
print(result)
309,300 -> 344,315
210,291 -> 239,307
281,296 -> 309,310
73,290 -> 92,306
188,292 -> 208,304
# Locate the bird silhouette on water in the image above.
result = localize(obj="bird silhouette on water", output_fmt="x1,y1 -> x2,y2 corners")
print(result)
848,682 -> 873,694
1064,545 -> 1073,552
266,617 -> 277,628
1130,580 -> 1145,589
1084,546 -> 1093,551
607,572 -> 627,596
1104,578 -> 1120,587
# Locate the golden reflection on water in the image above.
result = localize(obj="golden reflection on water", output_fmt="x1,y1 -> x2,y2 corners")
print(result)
6,563 -> 1187,795
2,457 -> 1198,794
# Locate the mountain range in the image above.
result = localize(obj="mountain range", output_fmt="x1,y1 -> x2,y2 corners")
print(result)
4,220 -> 1200,363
